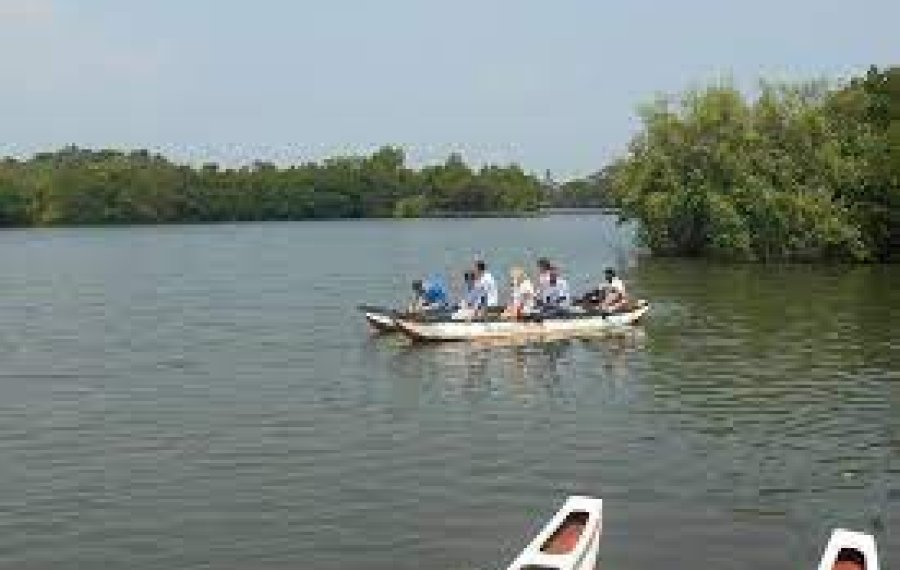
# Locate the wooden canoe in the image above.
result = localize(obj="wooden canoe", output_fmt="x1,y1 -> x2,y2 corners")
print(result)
359,304 -> 503,334
396,301 -> 649,342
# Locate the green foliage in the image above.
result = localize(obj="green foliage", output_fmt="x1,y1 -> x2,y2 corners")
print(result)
393,195 -> 428,218
0,146 -> 545,227
612,68 -> 900,262
0,168 -> 30,226
548,164 -> 620,208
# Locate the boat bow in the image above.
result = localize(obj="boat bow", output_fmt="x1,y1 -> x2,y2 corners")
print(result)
506,496 -> 603,570
817,529 -> 879,570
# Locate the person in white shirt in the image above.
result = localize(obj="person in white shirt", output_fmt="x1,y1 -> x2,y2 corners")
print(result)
474,260 -> 499,308
452,270 -> 485,320
598,267 -> 628,312
577,267 -> 628,312
543,269 -> 571,313
502,266 -> 535,319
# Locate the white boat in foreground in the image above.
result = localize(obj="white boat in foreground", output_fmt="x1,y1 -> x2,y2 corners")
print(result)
817,529 -> 879,570
506,496 -> 603,570
396,301 -> 649,342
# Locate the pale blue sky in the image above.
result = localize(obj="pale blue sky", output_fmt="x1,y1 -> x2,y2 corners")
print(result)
1,0 -> 897,178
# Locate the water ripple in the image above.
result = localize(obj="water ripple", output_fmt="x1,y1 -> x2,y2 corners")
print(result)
0,221 -> 897,569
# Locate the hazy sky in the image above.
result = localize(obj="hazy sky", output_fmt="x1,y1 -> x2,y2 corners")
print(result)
1,0 -> 897,178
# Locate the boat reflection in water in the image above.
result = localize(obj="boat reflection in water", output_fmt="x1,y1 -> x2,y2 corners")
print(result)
382,327 -> 646,403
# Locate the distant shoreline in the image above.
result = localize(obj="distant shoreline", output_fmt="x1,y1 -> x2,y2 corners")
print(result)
0,207 -> 621,231
0,147 -> 615,229
418,207 -> 619,218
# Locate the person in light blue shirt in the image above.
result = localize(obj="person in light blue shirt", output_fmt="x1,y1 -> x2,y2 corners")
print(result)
453,270 -> 486,320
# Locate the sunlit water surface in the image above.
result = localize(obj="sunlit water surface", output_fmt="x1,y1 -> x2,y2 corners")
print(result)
0,216 -> 896,569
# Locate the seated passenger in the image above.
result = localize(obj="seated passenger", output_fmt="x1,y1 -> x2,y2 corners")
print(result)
409,277 -> 449,312
580,268 -> 629,313
452,270 -> 486,320
540,268 -> 571,315
474,260 -> 499,308
600,268 -> 626,306
502,266 -> 536,320
536,257 -> 553,301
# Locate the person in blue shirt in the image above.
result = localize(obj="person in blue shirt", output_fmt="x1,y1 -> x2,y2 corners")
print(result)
410,277 -> 449,312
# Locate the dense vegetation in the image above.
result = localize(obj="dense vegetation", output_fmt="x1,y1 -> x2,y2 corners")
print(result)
3,66 -> 897,264
610,66 -> 900,262
545,166 -> 619,209
0,147 -> 545,226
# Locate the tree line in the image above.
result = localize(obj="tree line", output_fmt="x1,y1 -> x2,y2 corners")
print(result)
0,146 -> 569,226
3,65 -> 897,263
607,65 -> 900,262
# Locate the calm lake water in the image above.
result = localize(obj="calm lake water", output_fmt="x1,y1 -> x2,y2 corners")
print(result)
0,216 -> 896,570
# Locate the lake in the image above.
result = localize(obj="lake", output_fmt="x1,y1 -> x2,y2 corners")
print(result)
0,215 -> 896,569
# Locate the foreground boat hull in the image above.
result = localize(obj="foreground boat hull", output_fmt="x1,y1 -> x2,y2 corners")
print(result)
506,496 -> 602,570
397,302 -> 649,342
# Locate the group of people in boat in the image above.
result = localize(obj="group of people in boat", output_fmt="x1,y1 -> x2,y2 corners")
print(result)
409,258 -> 632,320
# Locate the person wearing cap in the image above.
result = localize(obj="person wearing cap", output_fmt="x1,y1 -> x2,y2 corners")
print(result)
502,266 -> 536,319
473,260 -> 499,308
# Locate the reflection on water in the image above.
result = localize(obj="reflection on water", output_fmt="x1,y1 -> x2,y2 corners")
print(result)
380,330 -> 646,406
629,261 -> 898,562
0,220 -> 896,570
364,261 -> 899,570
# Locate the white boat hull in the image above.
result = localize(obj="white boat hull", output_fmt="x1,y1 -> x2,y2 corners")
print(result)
506,496 -> 603,570
397,302 -> 649,342
817,529 -> 879,570
364,311 -> 399,333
